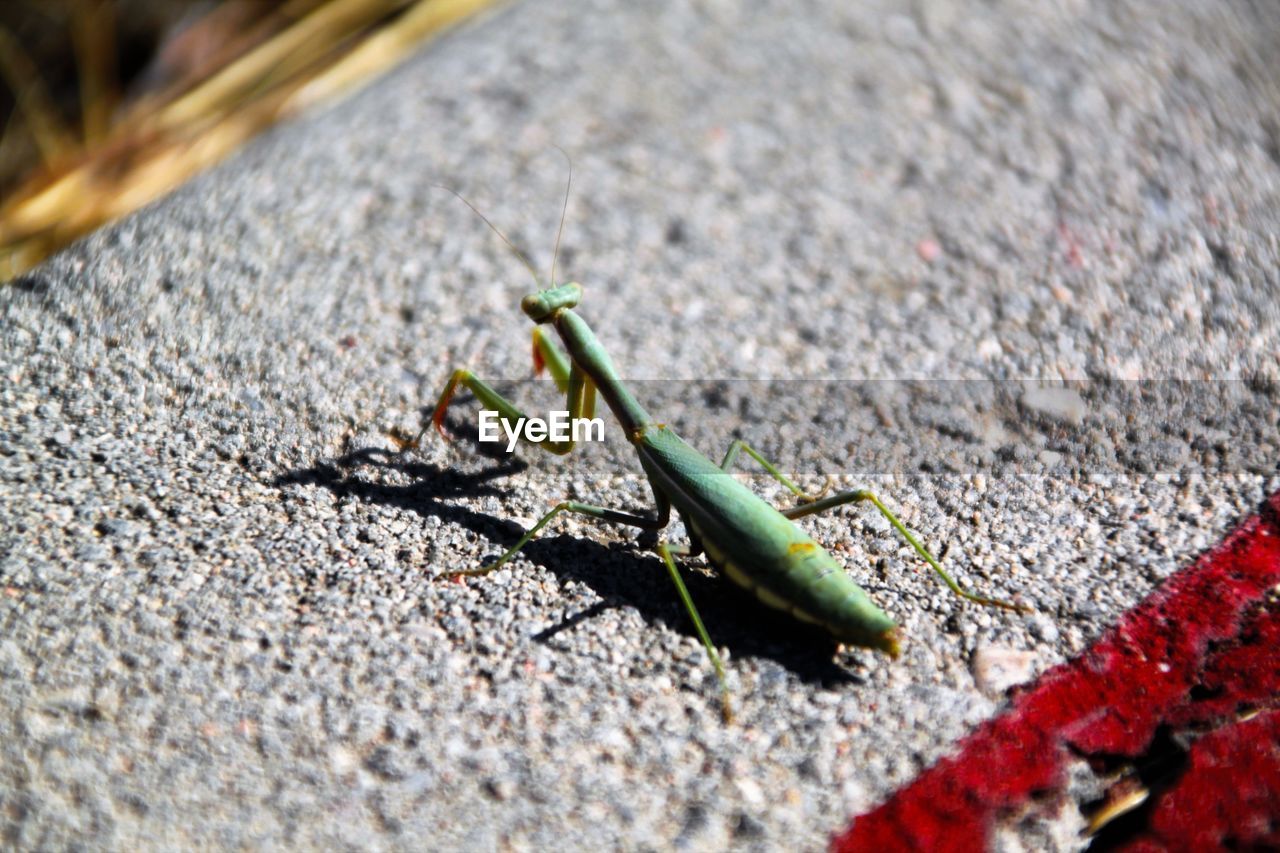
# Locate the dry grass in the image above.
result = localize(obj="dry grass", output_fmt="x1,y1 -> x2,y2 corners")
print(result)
0,0 -> 502,281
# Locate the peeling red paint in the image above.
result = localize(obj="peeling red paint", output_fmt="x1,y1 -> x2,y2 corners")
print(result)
1123,710 -> 1280,852
833,491 -> 1280,852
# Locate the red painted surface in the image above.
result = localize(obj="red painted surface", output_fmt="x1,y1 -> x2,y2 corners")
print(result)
833,491 -> 1280,852
1125,710 -> 1280,852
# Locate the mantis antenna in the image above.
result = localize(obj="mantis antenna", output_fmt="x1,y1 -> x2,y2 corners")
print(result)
435,149 -> 575,291
548,145 -> 573,287
431,184 -> 541,290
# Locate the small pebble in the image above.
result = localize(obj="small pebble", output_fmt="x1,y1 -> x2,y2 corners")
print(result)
1021,388 -> 1088,426
972,646 -> 1038,696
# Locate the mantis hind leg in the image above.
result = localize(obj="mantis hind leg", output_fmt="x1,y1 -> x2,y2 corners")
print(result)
719,439 -> 831,503
657,541 -> 732,723
784,489 -> 1026,613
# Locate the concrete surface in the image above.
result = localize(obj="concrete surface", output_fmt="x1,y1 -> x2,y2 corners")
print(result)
2,0 -> 1278,848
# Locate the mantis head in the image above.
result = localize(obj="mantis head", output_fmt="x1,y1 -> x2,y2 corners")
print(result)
521,283 -> 582,322
435,150 -> 578,325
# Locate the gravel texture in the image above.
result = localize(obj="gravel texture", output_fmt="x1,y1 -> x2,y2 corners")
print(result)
2,0 -> 1278,849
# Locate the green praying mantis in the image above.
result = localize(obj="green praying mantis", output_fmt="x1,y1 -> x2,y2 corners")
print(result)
402,173 -> 1024,721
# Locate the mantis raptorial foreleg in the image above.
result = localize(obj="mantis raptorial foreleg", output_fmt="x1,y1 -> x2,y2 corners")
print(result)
532,326 -> 571,389
408,359 -> 597,454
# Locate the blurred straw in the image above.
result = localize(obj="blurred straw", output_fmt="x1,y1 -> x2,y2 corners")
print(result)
0,0 -> 503,281
69,0 -> 118,145
0,27 -> 78,166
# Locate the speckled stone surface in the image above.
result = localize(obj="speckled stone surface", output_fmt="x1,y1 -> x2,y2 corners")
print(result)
2,0 -> 1277,848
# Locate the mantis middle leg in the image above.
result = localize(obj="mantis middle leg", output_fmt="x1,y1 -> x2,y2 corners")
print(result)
450,495 -> 669,578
